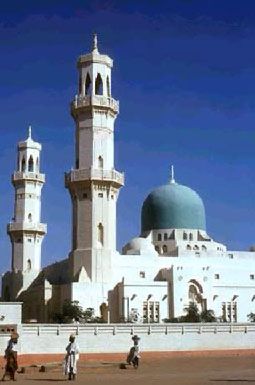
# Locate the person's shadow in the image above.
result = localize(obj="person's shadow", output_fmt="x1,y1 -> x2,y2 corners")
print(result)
211,379 -> 255,382
26,379 -> 66,382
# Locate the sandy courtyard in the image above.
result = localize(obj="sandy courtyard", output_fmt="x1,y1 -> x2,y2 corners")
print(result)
1,353 -> 255,384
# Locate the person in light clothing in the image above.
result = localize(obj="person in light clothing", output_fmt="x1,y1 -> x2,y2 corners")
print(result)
64,334 -> 79,380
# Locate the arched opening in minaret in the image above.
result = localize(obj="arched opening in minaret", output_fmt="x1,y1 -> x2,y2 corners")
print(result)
95,73 -> 103,95
28,155 -> 34,172
36,157 -> 39,172
98,223 -> 104,245
106,76 -> 110,96
85,73 -> 92,96
27,259 -> 31,271
21,157 -> 26,172
28,213 -> 32,222
79,75 -> 82,94
98,156 -> 103,169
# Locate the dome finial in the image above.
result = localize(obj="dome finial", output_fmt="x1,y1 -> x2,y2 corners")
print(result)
170,165 -> 175,184
28,125 -> 32,139
92,33 -> 99,53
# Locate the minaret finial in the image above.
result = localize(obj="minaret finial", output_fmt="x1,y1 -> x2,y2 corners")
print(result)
28,125 -> 32,139
170,165 -> 175,184
92,33 -> 98,53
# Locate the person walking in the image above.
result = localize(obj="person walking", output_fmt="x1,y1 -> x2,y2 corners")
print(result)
64,334 -> 79,381
1,332 -> 19,381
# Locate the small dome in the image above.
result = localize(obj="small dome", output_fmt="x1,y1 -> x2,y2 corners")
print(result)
141,182 -> 206,232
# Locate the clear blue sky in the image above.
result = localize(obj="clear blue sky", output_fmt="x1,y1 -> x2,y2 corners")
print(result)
0,0 -> 255,273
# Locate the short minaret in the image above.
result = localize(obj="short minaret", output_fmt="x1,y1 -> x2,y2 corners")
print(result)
65,35 -> 124,281
7,127 -> 46,289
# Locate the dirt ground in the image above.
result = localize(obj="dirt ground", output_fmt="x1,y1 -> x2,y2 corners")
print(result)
1,353 -> 255,384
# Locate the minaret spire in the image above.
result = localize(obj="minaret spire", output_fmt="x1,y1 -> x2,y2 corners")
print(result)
170,164 -> 175,184
92,33 -> 99,53
28,125 -> 32,139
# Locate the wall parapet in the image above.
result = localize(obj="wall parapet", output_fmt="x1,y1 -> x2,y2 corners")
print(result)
1,323 -> 255,355
19,322 -> 255,336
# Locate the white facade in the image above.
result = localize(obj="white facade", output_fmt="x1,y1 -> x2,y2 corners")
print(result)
2,36 -> 255,325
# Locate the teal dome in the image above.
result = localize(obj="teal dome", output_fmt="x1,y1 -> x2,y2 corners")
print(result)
141,182 -> 206,232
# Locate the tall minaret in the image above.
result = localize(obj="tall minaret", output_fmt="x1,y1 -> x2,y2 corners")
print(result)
65,35 -> 124,281
6,127 -> 47,297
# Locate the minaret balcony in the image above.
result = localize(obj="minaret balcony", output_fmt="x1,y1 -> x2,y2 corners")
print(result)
7,222 -> 47,234
65,168 -> 124,187
12,171 -> 45,183
71,95 -> 119,114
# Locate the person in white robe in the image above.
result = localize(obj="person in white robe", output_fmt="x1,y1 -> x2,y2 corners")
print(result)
64,334 -> 79,380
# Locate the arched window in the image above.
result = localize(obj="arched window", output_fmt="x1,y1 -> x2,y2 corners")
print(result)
79,75 -> 82,94
28,156 -> 34,172
155,245 -> 160,253
28,213 -> 32,222
162,245 -> 167,254
21,157 -> 26,172
95,73 -> 103,95
85,73 -> 92,96
202,245 -> 207,251
157,233 -> 162,241
187,244 -> 192,250
193,245 -> 199,250
27,259 -> 31,270
98,223 -> 104,244
36,157 -> 39,172
183,232 -> 188,240
98,156 -> 103,169
106,76 -> 110,96
164,233 -> 168,241
189,233 -> 193,241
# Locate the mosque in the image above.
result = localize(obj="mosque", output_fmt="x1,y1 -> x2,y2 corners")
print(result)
2,36 -> 255,323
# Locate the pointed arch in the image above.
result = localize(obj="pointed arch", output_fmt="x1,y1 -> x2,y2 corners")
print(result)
21,157 -> 26,172
106,75 -> 110,96
28,155 -> 34,172
79,75 -> 82,94
98,223 -> 104,244
95,73 -> 103,95
85,73 -> 92,96
28,213 -> 32,222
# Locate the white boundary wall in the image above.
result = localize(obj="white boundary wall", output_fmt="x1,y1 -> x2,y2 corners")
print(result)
1,323 -> 254,354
